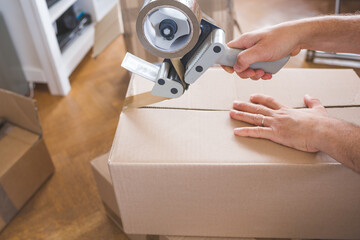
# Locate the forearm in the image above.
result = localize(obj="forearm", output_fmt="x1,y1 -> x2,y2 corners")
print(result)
313,117 -> 360,173
291,15 -> 360,54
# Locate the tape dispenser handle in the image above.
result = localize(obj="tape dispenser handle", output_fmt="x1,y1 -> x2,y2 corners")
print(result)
218,46 -> 290,74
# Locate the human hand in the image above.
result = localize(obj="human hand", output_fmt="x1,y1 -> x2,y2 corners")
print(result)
230,94 -> 328,152
222,22 -> 302,80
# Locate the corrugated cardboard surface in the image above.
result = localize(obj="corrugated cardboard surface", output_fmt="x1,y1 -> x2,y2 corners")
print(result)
0,89 -> 54,231
0,89 -> 42,135
126,68 -> 360,110
0,124 -> 39,177
91,153 -> 259,240
110,107 -> 360,239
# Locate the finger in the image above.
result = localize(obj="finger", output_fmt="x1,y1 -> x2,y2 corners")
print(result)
234,127 -> 274,140
221,65 -> 234,74
233,101 -> 274,116
290,47 -> 301,56
250,69 -> 265,80
304,94 -> 325,110
261,73 -> 273,80
249,94 -> 286,110
230,110 -> 273,127
234,46 -> 267,73
236,69 -> 256,79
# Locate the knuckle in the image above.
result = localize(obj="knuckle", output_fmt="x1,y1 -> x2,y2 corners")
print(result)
251,114 -> 259,123
255,127 -> 262,136
235,111 -> 244,117
238,72 -> 248,78
237,56 -> 249,68
254,106 -> 263,114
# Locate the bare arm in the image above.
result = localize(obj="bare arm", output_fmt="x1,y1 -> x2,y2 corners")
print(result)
223,15 -> 360,80
230,94 -> 360,173
299,15 -> 360,54
312,117 -> 360,172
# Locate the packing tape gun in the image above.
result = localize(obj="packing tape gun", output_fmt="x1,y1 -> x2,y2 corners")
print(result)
121,0 -> 290,108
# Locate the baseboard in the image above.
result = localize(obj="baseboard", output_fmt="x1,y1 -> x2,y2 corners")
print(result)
23,67 -> 47,83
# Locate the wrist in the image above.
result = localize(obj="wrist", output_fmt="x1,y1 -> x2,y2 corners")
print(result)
310,116 -> 339,152
291,18 -> 317,50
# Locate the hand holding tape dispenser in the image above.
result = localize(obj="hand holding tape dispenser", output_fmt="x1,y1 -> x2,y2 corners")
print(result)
121,0 -> 290,101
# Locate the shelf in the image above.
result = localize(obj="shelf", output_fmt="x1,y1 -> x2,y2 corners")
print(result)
49,0 -> 77,22
62,23 -> 95,77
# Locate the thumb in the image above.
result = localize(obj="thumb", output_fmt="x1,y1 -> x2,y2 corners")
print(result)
304,94 -> 323,109
228,33 -> 261,50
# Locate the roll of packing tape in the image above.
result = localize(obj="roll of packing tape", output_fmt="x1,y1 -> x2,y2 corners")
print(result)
136,0 -> 202,59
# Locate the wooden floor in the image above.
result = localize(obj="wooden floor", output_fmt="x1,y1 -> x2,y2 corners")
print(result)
1,0 -> 359,239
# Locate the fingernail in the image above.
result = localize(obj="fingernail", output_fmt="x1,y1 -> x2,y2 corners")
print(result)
234,128 -> 242,135
227,40 -> 235,45
248,72 -> 256,78
233,101 -> 242,106
234,64 -> 241,72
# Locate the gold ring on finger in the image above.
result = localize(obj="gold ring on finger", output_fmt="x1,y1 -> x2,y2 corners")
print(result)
261,115 -> 265,127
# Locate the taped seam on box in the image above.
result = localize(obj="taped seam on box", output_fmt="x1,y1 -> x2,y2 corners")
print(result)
139,106 -> 227,112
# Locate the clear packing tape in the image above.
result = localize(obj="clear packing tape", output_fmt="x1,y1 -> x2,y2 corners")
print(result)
123,91 -> 169,109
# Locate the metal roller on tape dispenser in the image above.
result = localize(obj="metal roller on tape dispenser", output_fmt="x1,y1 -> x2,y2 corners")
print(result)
122,0 -> 290,106
136,0 -> 202,59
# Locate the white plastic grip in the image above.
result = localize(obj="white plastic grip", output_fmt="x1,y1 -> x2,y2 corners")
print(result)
217,46 -> 290,74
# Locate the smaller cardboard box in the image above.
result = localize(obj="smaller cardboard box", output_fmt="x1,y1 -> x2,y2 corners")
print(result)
0,89 -> 54,231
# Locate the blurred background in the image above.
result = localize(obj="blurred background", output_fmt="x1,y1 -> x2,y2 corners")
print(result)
0,0 -> 359,239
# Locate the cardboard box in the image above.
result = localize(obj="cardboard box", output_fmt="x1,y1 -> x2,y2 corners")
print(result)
0,89 -> 54,231
91,153 -> 259,240
109,67 -> 360,239
93,2 -> 124,58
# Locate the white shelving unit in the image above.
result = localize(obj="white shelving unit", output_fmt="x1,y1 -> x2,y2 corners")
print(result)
19,0 -> 118,95
62,23 -> 95,76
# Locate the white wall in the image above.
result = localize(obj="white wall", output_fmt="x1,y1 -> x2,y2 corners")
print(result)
0,0 -> 46,83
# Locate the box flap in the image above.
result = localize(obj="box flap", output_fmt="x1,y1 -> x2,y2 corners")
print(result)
0,89 -> 42,135
1,138 -> 53,209
0,123 -> 39,177
90,152 -> 112,184
127,68 -> 360,110
90,152 -> 122,222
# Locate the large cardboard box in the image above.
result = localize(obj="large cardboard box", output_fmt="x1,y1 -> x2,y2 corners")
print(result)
0,89 -> 54,231
109,68 -> 360,239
